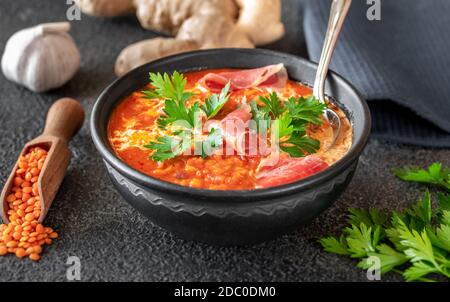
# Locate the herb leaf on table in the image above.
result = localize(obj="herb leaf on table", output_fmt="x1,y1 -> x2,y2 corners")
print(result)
393,162 -> 450,191
319,163 -> 450,281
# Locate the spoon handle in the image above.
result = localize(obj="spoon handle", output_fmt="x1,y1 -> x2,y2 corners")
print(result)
313,0 -> 352,102
42,98 -> 85,143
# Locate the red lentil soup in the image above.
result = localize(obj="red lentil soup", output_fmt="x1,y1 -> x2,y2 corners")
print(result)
108,68 -> 352,190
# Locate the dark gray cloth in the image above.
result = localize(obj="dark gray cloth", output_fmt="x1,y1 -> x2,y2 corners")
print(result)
303,0 -> 450,147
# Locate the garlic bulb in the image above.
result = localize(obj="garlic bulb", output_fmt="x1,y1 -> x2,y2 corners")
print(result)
1,22 -> 81,93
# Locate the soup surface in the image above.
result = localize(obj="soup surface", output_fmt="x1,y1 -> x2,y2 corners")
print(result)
108,66 -> 352,190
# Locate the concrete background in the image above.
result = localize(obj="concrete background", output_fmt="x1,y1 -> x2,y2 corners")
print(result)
0,0 -> 448,281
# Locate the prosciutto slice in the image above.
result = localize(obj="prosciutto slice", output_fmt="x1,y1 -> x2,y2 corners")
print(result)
256,154 -> 329,188
213,104 -> 252,155
206,104 -> 270,156
200,64 -> 288,92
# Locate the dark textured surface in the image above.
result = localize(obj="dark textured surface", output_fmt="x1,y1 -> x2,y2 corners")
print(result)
0,0 -> 449,282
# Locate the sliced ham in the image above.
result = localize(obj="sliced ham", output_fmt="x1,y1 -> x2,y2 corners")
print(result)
199,64 -> 288,92
256,154 -> 329,188
206,104 -> 270,156
218,104 -> 252,155
220,103 -> 252,124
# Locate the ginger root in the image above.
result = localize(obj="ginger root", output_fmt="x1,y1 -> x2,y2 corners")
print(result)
75,0 -> 135,17
115,14 -> 254,77
115,38 -> 198,76
177,12 -> 254,49
112,0 -> 285,76
134,0 -> 238,35
236,0 -> 285,45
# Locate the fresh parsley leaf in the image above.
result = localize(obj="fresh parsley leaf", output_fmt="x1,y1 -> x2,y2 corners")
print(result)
250,92 -> 325,158
319,163 -> 450,281
319,235 -> 349,255
344,223 -> 377,258
390,215 -> 450,280
437,193 -> 450,211
274,112 -> 294,138
347,208 -> 388,229
405,190 -> 433,226
385,227 -> 405,252
201,82 -> 231,119
394,163 -> 450,191
157,99 -> 194,129
145,73 -> 231,162
250,100 -> 270,133
144,133 -> 190,162
441,211 -> 450,226
280,131 -> 320,158
145,71 -> 192,103
285,95 -> 327,125
358,244 -> 408,274
145,72 -> 200,130
187,101 -> 201,128
426,225 -> 450,253
395,218 -> 435,263
259,92 -> 284,118
201,128 -> 223,158
402,261 -> 441,282
435,224 -> 450,252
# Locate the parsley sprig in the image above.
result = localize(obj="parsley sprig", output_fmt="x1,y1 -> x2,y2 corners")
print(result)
251,92 -> 326,158
143,71 -> 197,129
142,71 -> 328,161
201,83 -> 230,119
142,71 -> 229,161
319,163 -> 450,281
144,132 -> 190,162
393,163 -> 450,191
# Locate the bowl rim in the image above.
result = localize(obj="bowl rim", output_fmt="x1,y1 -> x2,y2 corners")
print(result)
90,48 -> 371,201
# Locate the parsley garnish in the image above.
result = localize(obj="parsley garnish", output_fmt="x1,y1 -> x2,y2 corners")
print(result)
143,72 -> 198,129
259,92 -> 284,118
143,72 -> 229,161
201,128 -> 223,158
143,71 -> 327,161
201,82 -> 231,119
286,95 -> 327,126
250,100 -> 270,133
280,131 -> 321,158
319,163 -> 450,281
252,93 -> 325,158
144,131 -> 191,162
143,71 -> 192,103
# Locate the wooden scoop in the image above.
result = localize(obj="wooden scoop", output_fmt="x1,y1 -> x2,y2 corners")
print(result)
0,98 -> 85,224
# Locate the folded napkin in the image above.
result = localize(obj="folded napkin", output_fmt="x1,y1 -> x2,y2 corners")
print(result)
303,0 -> 450,147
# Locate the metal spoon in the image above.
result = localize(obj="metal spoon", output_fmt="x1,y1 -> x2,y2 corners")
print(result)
313,0 -> 352,148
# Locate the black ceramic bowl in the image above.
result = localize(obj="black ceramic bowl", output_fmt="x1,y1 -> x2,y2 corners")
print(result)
91,49 -> 371,246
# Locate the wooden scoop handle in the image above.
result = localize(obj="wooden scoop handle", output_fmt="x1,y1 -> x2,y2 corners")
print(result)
42,98 -> 85,143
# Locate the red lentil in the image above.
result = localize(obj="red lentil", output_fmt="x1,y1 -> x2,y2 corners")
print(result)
0,147 -> 57,261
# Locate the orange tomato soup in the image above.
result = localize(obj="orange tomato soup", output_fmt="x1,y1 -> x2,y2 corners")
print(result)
108,69 -> 352,190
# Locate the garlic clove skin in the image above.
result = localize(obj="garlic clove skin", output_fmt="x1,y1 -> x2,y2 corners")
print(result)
1,22 -> 81,93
